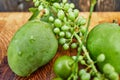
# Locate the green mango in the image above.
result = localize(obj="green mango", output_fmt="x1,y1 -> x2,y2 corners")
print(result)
7,20 -> 58,77
86,23 -> 120,73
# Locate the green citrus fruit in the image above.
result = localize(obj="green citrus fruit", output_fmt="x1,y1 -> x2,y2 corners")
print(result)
7,20 -> 58,76
86,23 -> 120,73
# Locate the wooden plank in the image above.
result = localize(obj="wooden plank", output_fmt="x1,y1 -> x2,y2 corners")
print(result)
0,12 -> 120,80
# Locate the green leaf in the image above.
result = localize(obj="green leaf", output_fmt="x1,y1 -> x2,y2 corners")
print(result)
29,8 -> 40,21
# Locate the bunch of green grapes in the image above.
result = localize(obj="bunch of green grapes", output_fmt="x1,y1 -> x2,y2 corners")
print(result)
33,0 -> 87,50
50,0 -> 86,50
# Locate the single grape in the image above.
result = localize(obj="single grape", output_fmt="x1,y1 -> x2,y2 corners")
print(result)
63,43 -> 69,50
53,3 -> 61,9
33,0 -> 37,2
34,1 -> 40,7
49,16 -> 54,22
62,0 -> 67,3
60,3 -> 64,7
64,3 -> 70,11
80,73 -> 91,80
67,8 -> 73,12
70,3 -> 75,8
61,25 -> 69,31
103,63 -> 115,74
59,38 -> 66,45
38,5 -> 43,11
59,31 -> 65,37
79,69 -> 86,76
80,26 -> 87,35
80,60 -> 86,65
97,53 -> 105,62
93,77 -> 100,80
53,28 -> 60,34
78,56 -> 83,61
77,47 -> 81,52
58,10 -> 65,20
54,19 -> 62,27
65,32 -> 72,38
68,12 -> 75,21
44,8 -> 49,16
109,72 -> 119,80
74,9 -> 79,18
71,43 -> 77,49
76,16 -> 86,25
70,27 -> 74,33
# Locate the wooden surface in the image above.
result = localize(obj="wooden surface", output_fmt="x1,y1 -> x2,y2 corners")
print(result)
0,12 -> 120,80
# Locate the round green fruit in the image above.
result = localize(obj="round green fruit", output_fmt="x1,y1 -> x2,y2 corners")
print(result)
53,56 -> 74,79
46,0 -> 60,2
86,23 -> 120,73
7,21 -> 58,76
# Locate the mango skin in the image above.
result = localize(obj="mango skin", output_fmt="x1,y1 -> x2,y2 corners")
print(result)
86,23 -> 120,73
7,21 -> 58,77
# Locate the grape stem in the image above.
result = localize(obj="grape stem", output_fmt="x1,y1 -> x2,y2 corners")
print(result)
74,33 -> 98,73
83,0 -> 97,45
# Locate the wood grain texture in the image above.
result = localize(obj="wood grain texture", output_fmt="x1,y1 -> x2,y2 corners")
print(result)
0,12 -> 120,80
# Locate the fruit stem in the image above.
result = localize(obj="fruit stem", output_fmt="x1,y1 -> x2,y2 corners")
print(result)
83,0 -> 97,44
74,33 -> 98,73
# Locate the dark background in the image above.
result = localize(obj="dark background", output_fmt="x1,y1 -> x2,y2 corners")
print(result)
0,0 -> 120,12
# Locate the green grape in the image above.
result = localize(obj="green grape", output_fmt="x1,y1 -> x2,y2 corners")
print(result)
74,9 -> 79,18
57,10 -> 65,20
49,16 -> 54,22
38,5 -> 43,11
79,69 -> 86,76
59,31 -> 65,37
54,19 -> 62,27
61,25 -> 69,31
63,17 -> 67,22
80,26 -> 87,35
76,16 -> 86,25
33,0 -> 37,2
59,38 -> 66,45
81,73 -> 91,80
79,32 -> 83,36
109,72 -> 119,80
68,8 -> 73,12
77,47 -> 81,52
46,0 -> 60,2
65,32 -> 72,38
53,3 -> 61,9
78,56 -> 83,61
60,3 -> 64,7
103,63 -> 115,74
70,27 -> 74,33
93,77 -> 100,80
63,43 -> 69,50
53,28 -> 60,34
44,8 -> 49,16
64,3 -> 70,11
68,12 -> 75,21
70,3 -> 75,8
97,53 -> 105,62
71,43 -> 77,49
80,18 -> 87,25
80,60 -> 86,65
34,1 -> 40,7
62,0 -> 67,3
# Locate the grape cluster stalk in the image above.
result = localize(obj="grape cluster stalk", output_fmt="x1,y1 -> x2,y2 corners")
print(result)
30,0 -> 119,80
